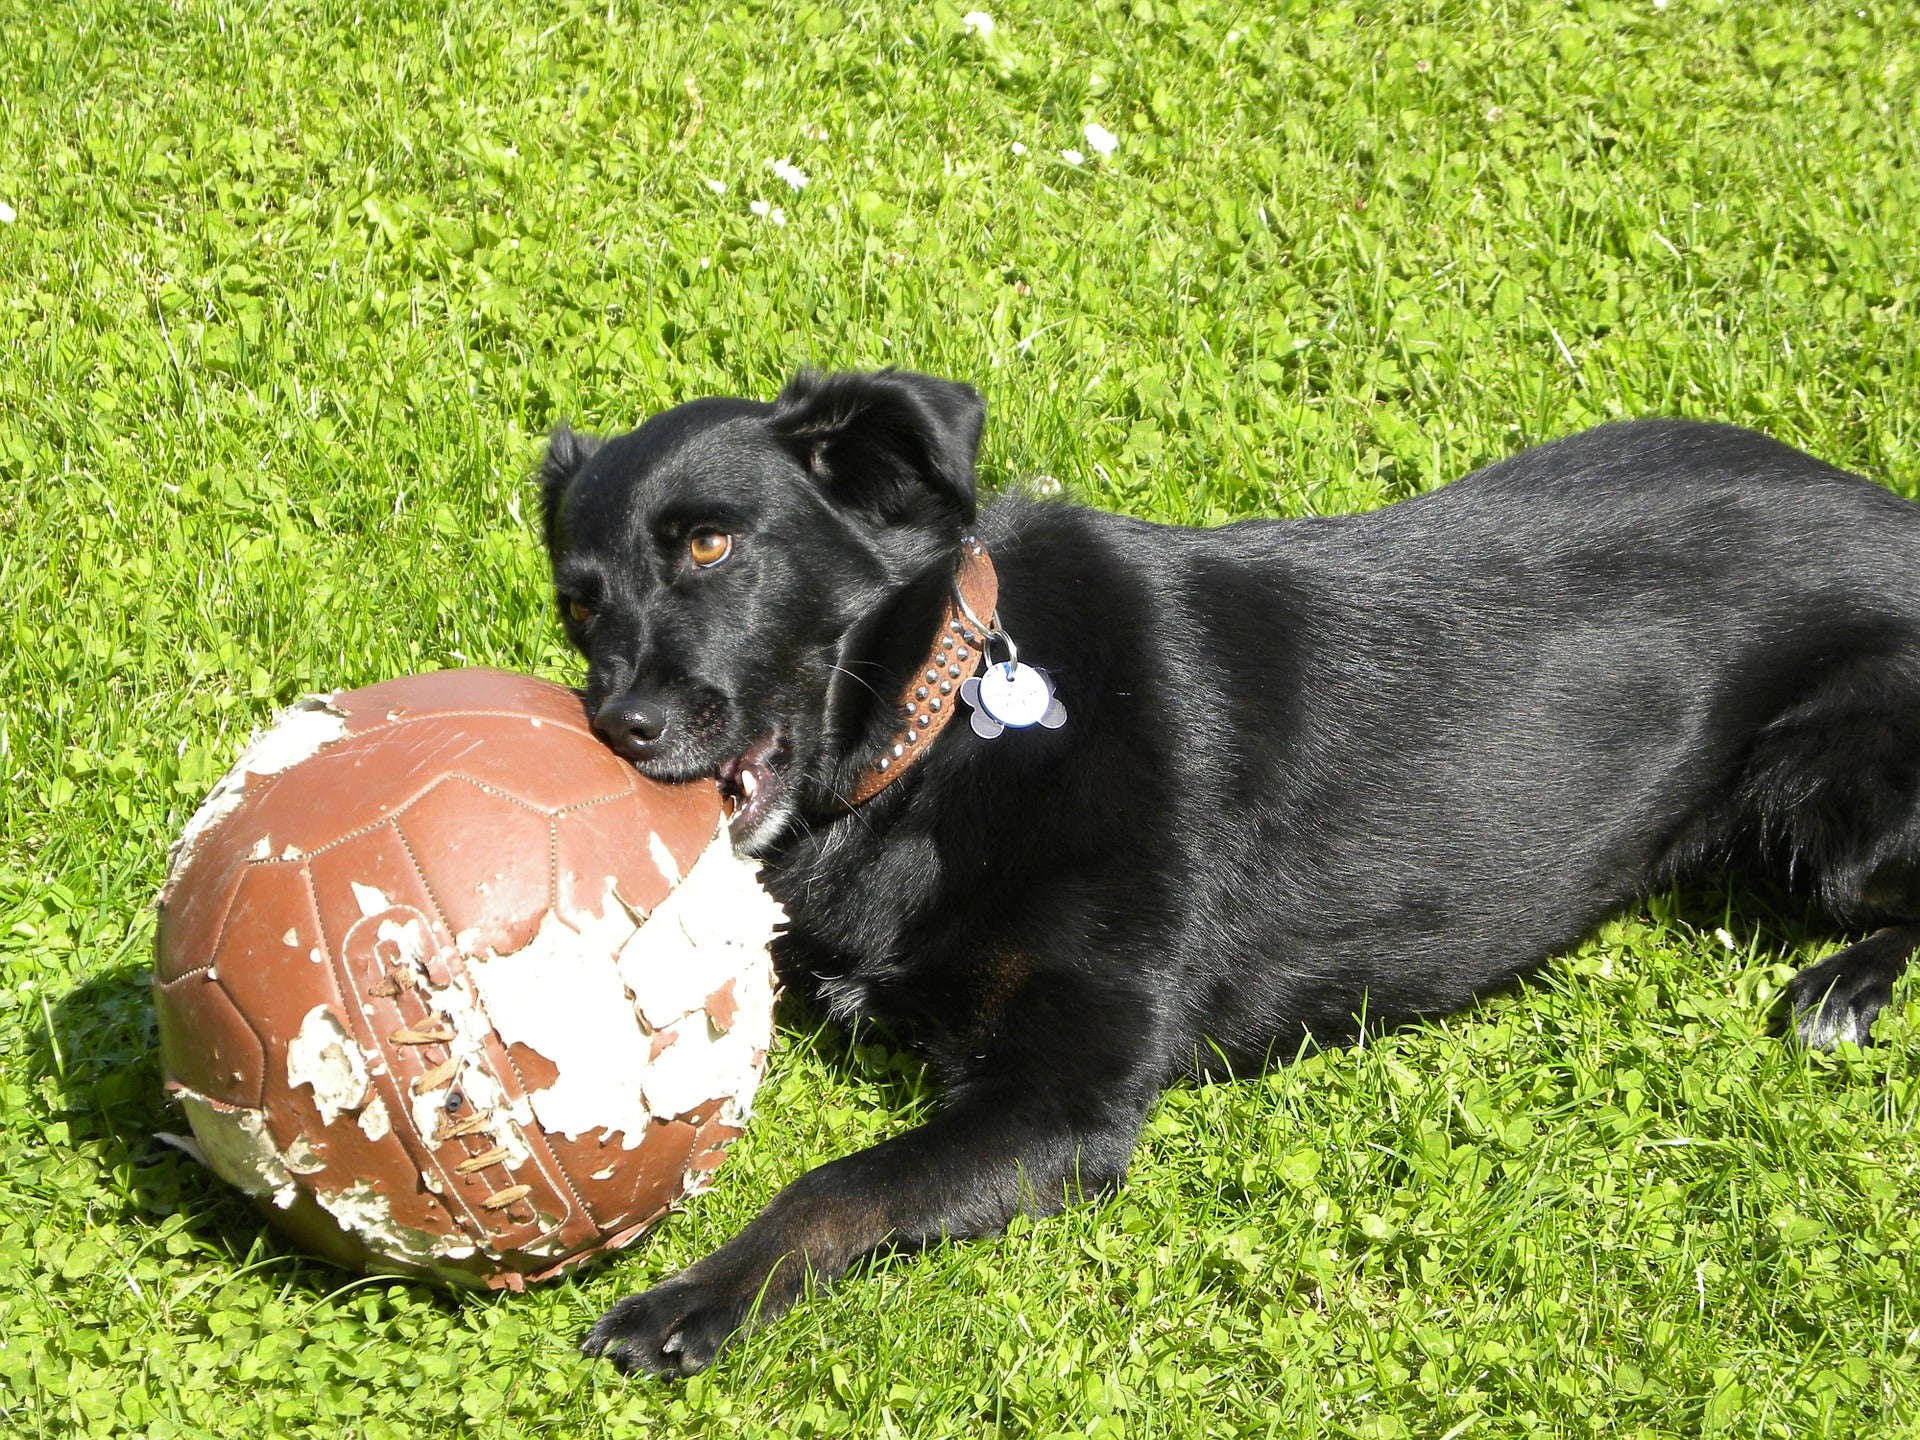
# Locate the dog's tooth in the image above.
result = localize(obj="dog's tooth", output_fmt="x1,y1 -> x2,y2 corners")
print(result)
741,769 -> 759,798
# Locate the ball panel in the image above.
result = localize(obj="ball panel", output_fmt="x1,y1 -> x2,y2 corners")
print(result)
274,832 -> 539,1254
545,1116 -> 701,1242
579,775 -> 731,890
549,795 -> 684,921
209,732 -> 449,866
200,709 -> 622,865
157,699 -> 351,917
153,841 -> 247,983
394,778 -> 557,958
331,669 -> 646,816
503,1040 -> 560,1091
419,720 -> 637,814
519,1132 -> 699,1284
210,861 -> 331,1043
155,973 -> 267,1109
306,897 -> 540,1242
334,668 -> 596,735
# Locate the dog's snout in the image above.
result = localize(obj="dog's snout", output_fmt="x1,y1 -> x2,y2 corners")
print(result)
594,691 -> 669,761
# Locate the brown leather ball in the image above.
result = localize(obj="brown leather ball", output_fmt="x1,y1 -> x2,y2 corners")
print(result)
152,669 -> 783,1290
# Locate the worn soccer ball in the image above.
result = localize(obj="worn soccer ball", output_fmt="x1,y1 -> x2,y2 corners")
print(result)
151,668 -> 784,1290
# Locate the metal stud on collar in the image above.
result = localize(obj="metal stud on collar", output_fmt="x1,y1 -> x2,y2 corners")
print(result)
845,541 -> 992,805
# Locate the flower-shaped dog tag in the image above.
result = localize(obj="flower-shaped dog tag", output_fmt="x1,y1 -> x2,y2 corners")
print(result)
962,661 -> 1067,739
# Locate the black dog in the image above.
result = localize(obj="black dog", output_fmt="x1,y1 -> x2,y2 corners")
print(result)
541,368 -> 1920,1377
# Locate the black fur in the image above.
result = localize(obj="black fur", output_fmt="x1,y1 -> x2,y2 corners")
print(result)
543,369 -> 1920,1376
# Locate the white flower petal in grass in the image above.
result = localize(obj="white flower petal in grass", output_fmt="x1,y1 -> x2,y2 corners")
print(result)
1011,141 -> 1028,156
0,200 -> 15,225
704,178 -> 727,195
1060,149 -> 1084,166
767,157 -> 809,190
1084,123 -> 1118,157
963,11 -> 995,35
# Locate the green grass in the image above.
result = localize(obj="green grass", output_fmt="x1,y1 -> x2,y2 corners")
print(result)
4,0 -> 1920,1434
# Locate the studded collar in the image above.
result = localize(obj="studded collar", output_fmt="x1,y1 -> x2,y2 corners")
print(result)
843,537 -> 998,807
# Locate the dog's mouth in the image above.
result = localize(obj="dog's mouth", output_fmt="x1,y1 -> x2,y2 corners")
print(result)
715,731 -> 786,843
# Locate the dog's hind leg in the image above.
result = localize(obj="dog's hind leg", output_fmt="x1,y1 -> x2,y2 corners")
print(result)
1752,657 -> 1920,1048
1789,922 -> 1920,1049
1735,654 -> 1920,1048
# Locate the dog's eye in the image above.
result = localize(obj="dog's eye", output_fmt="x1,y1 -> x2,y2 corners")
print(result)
688,530 -> 733,568
566,598 -> 593,624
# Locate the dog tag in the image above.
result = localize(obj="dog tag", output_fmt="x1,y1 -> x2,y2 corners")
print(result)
961,663 -> 1066,739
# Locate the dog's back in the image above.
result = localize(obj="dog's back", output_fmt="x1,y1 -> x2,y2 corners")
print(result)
955,421 -> 1920,1063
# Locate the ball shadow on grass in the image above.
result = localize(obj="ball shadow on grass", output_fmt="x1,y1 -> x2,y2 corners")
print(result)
40,948 -> 473,1310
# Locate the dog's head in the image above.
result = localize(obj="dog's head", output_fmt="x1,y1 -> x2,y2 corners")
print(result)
541,368 -> 986,855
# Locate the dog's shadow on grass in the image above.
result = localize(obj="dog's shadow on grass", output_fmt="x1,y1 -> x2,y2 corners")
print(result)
772,992 -> 941,1113
1650,881 -> 1859,1016
1500,880 -> 1881,1044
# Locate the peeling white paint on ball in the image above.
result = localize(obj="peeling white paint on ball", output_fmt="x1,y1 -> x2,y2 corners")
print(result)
375,911 -> 429,966
177,1094 -> 305,1209
286,1005 -> 373,1125
647,832 -> 682,885
311,1181 -> 489,1282
159,698 -> 349,904
467,902 -> 657,1146
633,833 -> 783,1128
622,831 -> 784,1127
621,831 -> 783,1031
467,836 -> 785,1142
358,1094 -> 392,1143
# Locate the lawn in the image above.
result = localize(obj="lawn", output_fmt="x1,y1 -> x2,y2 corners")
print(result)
3,0 -> 1919,1434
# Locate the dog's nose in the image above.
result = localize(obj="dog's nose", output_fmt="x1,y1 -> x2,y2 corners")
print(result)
594,692 -> 669,762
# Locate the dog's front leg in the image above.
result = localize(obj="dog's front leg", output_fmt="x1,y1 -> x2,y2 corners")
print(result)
581,1072 -> 1152,1377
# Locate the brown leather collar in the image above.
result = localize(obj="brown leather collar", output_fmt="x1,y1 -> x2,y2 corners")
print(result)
844,537 -> 998,806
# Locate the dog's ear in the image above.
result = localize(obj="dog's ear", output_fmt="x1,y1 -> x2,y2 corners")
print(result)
770,369 -> 984,524
539,425 -> 603,552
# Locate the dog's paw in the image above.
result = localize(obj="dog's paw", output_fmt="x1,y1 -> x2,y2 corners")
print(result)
581,1270 -> 752,1378
1788,946 -> 1900,1050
